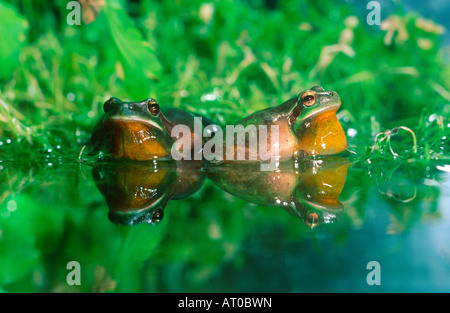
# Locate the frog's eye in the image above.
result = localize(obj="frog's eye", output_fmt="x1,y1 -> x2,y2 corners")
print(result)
305,212 -> 320,228
147,99 -> 160,115
151,208 -> 164,224
301,91 -> 316,107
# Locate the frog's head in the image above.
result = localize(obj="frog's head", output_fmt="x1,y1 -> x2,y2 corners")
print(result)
293,86 -> 348,156
101,97 -> 174,160
108,207 -> 165,226
297,86 -> 341,121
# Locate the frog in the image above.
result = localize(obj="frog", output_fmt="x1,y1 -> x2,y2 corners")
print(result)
293,86 -> 348,156
206,157 -> 350,228
93,161 -> 205,226
88,97 -> 216,161
217,95 -> 302,162
216,86 -> 347,163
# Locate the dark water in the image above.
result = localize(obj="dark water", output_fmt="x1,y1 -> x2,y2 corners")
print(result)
0,156 -> 449,292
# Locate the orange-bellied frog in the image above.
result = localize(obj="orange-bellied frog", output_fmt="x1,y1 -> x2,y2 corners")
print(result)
88,97 -> 215,161
217,86 -> 347,162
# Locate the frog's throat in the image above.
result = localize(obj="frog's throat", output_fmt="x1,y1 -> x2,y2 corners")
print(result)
109,193 -> 168,214
301,198 -> 343,212
102,118 -> 172,160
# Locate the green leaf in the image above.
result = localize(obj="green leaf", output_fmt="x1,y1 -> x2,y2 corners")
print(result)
103,3 -> 163,99
0,2 -> 28,80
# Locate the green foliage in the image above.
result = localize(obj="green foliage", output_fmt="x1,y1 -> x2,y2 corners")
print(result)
0,2 -> 28,79
103,2 -> 163,98
0,0 -> 448,161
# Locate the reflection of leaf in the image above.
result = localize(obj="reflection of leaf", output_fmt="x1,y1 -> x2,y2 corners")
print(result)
0,3 -> 28,79
112,224 -> 166,292
103,4 -> 163,99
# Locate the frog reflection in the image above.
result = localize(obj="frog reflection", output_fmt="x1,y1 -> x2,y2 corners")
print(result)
92,162 -> 205,225
206,157 -> 350,228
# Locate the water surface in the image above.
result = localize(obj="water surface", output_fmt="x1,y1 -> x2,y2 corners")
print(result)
0,156 -> 449,292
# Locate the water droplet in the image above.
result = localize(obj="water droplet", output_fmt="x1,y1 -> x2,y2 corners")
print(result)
7,200 -> 17,212
201,93 -> 217,102
67,92 -> 76,101
347,128 -> 357,137
428,114 -> 436,122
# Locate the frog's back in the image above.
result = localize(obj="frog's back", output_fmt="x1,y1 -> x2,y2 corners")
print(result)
235,97 -> 298,127
164,108 -> 216,129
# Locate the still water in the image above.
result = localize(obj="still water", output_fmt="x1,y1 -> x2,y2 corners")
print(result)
0,155 -> 449,292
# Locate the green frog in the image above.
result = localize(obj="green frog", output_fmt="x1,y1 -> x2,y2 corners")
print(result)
219,95 -> 301,162
218,86 -> 348,162
89,97 -> 215,161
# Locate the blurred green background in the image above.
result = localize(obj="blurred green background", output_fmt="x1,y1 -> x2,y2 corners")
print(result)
0,0 -> 449,293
